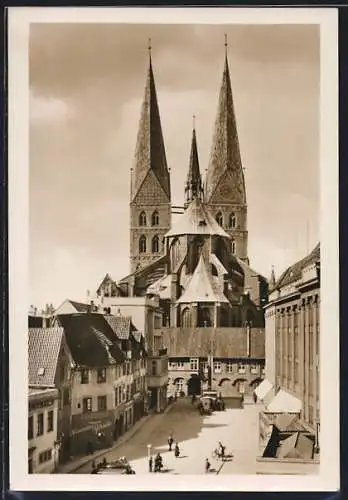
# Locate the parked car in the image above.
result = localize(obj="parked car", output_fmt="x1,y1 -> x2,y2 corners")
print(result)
92,458 -> 136,475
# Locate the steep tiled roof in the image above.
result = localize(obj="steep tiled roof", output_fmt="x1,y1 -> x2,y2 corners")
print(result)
205,54 -> 246,204
68,300 -> 89,313
275,243 -> 320,289
56,314 -> 124,366
105,315 -> 132,340
165,197 -> 231,239
162,327 -> 265,358
28,328 -> 64,387
177,254 -> 229,304
131,53 -> 170,201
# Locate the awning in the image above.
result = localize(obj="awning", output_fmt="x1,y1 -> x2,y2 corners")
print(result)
254,379 -> 273,401
266,389 -> 302,413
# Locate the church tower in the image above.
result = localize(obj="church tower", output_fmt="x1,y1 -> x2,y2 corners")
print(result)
205,37 -> 248,263
129,42 -> 171,273
184,117 -> 204,208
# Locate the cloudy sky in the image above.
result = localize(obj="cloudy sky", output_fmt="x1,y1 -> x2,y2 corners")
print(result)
29,23 -> 319,309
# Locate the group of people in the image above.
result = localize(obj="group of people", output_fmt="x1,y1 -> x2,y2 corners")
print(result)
148,434 -> 181,473
205,441 -> 226,473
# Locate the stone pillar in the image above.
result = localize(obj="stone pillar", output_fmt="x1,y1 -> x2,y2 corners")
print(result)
279,309 -> 284,386
312,295 -> 318,430
299,301 -> 305,409
304,299 -> 310,422
291,306 -> 296,392
156,388 -> 161,413
284,309 -> 288,386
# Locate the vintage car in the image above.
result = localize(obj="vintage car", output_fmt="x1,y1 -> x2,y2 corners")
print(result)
92,457 -> 136,475
198,392 -> 225,413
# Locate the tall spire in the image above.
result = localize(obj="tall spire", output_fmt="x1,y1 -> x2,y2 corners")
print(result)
205,39 -> 246,204
269,265 -> 276,290
131,41 -> 171,201
184,116 -> 203,208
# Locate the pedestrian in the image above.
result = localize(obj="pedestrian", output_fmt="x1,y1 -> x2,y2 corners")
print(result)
218,441 -> 225,457
205,458 -> 211,473
168,434 -> 174,451
174,442 -> 180,458
148,455 -> 153,473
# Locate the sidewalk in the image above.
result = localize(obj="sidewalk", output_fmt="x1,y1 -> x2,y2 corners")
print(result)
56,403 -> 175,474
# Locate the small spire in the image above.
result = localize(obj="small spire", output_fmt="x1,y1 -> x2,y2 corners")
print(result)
224,33 -> 228,57
148,37 -> 152,56
270,265 -> 276,290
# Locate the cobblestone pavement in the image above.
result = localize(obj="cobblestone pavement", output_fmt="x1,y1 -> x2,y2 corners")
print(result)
76,398 -> 260,475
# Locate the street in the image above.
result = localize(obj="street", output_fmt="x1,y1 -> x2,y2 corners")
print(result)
76,398 -> 260,475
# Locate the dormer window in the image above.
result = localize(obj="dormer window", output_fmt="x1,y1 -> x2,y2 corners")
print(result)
37,367 -> 45,376
216,212 -> 223,226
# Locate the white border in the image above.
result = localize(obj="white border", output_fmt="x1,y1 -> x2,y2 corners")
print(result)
8,7 -> 339,492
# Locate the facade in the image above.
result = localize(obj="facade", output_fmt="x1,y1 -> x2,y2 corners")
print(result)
55,312 -> 148,457
28,388 -> 59,473
93,41 -> 268,399
261,244 -> 320,458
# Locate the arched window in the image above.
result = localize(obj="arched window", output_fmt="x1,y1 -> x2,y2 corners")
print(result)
151,211 -> 159,226
152,235 -> 159,253
228,212 -> 236,228
231,239 -> 236,254
139,235 -> 146,253
216,211 -> 223,226
182,307 -> 192,328
139,211 -> 147,226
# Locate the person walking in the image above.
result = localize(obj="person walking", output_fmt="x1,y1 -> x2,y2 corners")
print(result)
218,441 -> 225,457
174,442 -> 180,458
205,458 -> 211,473
148,455 -> 153,473
168,434 -> 174,451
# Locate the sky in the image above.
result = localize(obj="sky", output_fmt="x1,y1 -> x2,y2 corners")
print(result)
29,23 -> 320,310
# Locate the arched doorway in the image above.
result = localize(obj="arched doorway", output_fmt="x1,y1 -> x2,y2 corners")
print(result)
187,374 -> 201,396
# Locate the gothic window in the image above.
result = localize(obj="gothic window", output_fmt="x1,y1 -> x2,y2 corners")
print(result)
151,211 -> 159,226
182,307 -> 192,328
231,239 -> 236,254
216,211 -> 223,226
139,211 -> 147,226
139,235 -> 146,253
228,212 -> 236,228
152,235 -> 159,253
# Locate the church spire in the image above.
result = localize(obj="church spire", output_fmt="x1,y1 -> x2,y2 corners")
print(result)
184,116 -> 203,208
205,38 -> 245,204
130,41 -> 171,202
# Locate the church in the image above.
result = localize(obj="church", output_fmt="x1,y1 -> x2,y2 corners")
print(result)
95,40 -> 268,399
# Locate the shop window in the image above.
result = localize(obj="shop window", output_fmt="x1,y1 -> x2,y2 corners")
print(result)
82,397 -> 92,413
98,395 -> 107,411
238,381 -> 245,394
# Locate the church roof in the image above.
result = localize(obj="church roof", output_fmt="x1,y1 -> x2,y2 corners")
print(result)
165,197 -> 231,239
177,254 -> 229,304
205,51 -> 246,204
131,52 -> 170,202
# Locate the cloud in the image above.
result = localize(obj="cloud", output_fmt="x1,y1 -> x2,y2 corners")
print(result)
30,91 -> 74,124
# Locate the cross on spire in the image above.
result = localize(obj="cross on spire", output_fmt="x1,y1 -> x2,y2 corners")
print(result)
224,33 -> 228,55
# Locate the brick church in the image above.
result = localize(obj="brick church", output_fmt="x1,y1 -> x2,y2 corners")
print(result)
96,40 -> 268,399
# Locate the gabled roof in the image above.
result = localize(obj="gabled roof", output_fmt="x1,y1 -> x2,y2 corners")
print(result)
28,327 -> 64,387
104,315 -> 132,340
177,254 -> 229,304
56,314 -> 124,367
275,243 -> 320,289
165,197 -> 231,239
96,274 -> 125,297
131,53 -> 170,202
